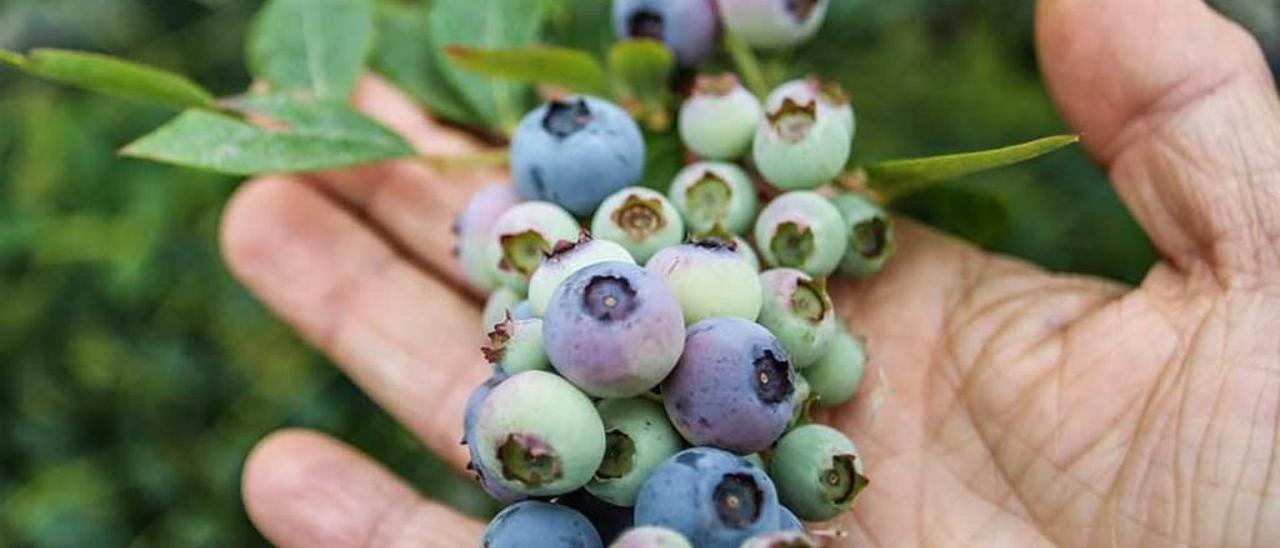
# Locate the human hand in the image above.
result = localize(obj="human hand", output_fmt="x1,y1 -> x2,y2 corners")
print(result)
221,0 -> 1280,545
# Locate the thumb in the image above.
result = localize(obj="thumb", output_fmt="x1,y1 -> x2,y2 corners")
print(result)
1037,0 -> 1280,286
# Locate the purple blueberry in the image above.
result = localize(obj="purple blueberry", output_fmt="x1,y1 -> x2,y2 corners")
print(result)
610,526 -> 693,547
662,318 -> 797,454
473,371 -> 606,496
456,184 -> 522,292
511,97 -> 645,216
483,500 -> 603,548
646,241 -> 763,324
613,0 -> 720,67
543,262 -> 686,398
634,447 -> 782,547
716,0 -> 829,50
528,236 -> 637,317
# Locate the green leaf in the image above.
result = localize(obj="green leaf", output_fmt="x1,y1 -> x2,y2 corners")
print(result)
0,49 -> 213,109
429,0 -> 545,135
247,0 -> 374,100
443,46 -> 609,96
370,1 -> 481,125
864,135 -> 1081,201
607,40 -> 675,131
121,95 -> 414,176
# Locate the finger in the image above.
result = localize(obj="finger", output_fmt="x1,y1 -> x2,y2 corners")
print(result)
310,76 -> 509,297
221,175 -> 489,470
1037,0 -> 1280,284
243,429 -> 484,548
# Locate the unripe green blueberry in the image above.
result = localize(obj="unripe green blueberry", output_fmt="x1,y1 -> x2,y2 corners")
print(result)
766,78 -> 855,139
485,202 -> 582,293
717,0 -> 830,50
484,316 -> 550,374
789,372 -> 813,429
587,398 -> 684,507
769,424 -> 867,521
646,240 -> 763,324
527,237 -> 636,317
592,188 -> 685,264
754,192 -> 848,277
474,371 -> 606,497
678,73 -> 764,160
804,330 -> 865,408
483,286 -> 523,331
753,95 -> 851,191
668,162 -> 759,236
733,236 -> 762,272
757,268 -> 837,369
831,193 -> 895,278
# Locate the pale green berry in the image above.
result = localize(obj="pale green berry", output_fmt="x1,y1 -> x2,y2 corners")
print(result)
587,398 -> 684,507
482,286 -> 523,331
668,161 -> 759,236
527,237 -> 636,317
752,96 -> 851,191
592,187 -> 685,264
485,202 -> 581,293
757,268 -> 837,369
766,78 -> 855,140
831,193 -> 894,278
484,317 -> 550,374
754,192 -> 848,278
678,73 -> 764,160
805,330 -> 866,408
769,424 -> 867,521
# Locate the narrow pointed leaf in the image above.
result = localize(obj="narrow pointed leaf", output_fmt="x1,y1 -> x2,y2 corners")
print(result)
865,135 -> 1080,201
247,0 -> 374,99
121,96 -> 413,176
1,49 -> 213,109
443,46 -> 609,96
429,0 -> 545,135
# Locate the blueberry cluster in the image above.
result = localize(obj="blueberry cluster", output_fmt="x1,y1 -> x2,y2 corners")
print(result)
456,3 -> 894,546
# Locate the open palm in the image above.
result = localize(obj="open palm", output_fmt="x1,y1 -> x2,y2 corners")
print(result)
221,1 -> 1280,545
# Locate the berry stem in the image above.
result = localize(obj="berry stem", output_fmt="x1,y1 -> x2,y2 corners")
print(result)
724,32 -> 770,99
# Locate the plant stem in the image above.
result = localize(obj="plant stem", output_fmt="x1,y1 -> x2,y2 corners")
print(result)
724,33 -> 770,98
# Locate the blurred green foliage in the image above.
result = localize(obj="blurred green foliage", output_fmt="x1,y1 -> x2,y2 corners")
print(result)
0,0 -> 1274,546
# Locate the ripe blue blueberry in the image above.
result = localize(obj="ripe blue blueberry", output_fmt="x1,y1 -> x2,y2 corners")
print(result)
646,241 -> 763,324
716,0 -> 830,49
473,371 -> 606,496
769,424 -> 867,521
543,262 -> 686,398
739,531 -> 818,548
511,97 -> 645,216
756,269 -> 837,369
678,74 -> 764,160
485,202 -> 581,293
528,237 -> 636,317
483,286 -> 524,331
804,329 -> 865,408
483,501 -> 603,548
753,95 -> 851,191
754,192 -> 848,277
778,506 -> 804,532
634,447 -> 782,547
587,398 -> 684,506
610,526 -> 693,548
831,192 -> 894,278
612,0 -> 720,67
667,162 -> 759,236
591,188 -> 685,264
484,316 -> 550,374
662,318 -> 797,454
456,184 -> 522,292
